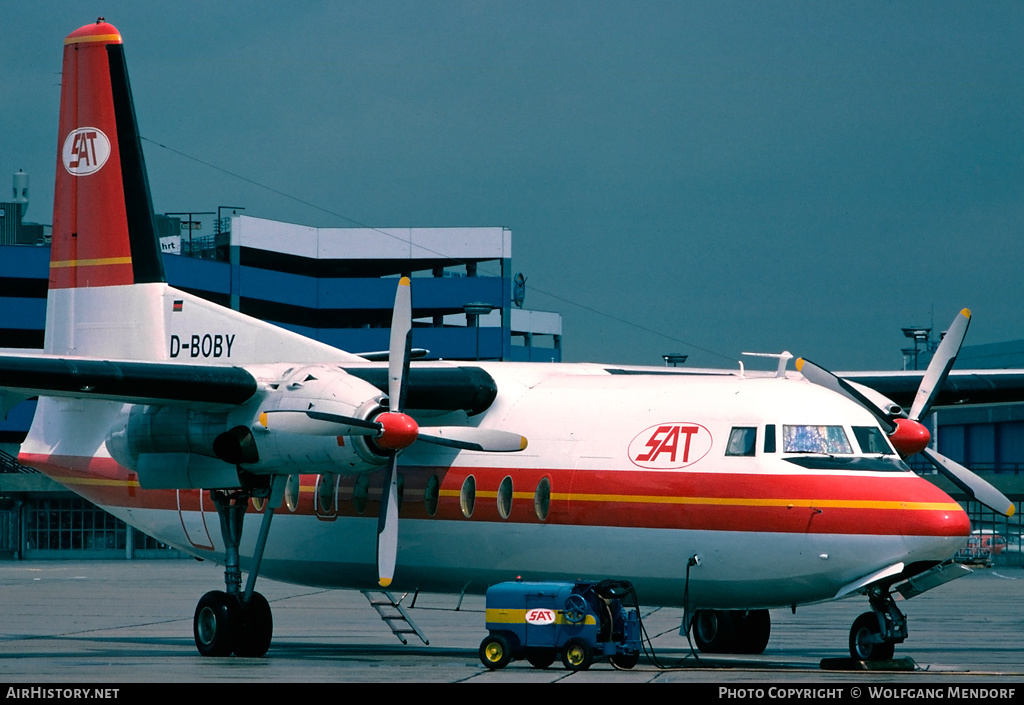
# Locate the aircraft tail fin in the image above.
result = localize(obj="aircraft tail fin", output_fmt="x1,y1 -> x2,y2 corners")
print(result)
44,20 -> 361,365
51,19 -> 164,291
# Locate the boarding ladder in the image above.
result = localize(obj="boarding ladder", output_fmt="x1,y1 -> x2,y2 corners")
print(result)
361,590 -> 429,645
0,449 -> 35,474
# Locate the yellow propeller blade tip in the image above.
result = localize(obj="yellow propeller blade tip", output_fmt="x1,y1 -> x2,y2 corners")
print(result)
795,358 -> 805,371
399,276 -> 411,286
378,577 -> 392,588
960,308 -> 971,317
1006,505 -> 1016,518
258,412 -> 268,428
520,437 -> 528,450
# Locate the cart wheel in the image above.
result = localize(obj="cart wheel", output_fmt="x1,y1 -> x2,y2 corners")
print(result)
479,634 -> 513,670
526,650 -> 556,669
610,651 -> 640,669
561,637 -> 593,671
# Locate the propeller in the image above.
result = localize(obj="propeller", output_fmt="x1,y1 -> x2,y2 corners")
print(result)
376,276 -> 413,588
257,277 -> 528,586
797,309 -> 1014,517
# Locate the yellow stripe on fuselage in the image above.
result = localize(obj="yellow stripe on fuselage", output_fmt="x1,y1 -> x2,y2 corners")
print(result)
56,476 -> 139,489
440,489 -> 958,512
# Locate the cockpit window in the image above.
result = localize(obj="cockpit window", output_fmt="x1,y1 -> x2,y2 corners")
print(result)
726,427 -> 757,456
852,426 -> 895,455
782,425 -> 853,454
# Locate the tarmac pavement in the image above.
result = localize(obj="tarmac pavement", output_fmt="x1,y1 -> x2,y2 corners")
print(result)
0,559 -> 1021,687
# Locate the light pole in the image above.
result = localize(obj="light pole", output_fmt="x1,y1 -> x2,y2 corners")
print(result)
165,211 -> 214,254
217,206 -> 245,236
901,327 -> 931,370
464,302 -> 496,360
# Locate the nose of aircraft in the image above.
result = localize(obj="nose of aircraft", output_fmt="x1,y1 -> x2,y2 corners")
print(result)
901,475 -> 971,561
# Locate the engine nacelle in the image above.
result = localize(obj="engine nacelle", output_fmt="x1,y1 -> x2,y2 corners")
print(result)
106,405 -> 246,489
107,364 -> 392,489
237,364 -> 390,474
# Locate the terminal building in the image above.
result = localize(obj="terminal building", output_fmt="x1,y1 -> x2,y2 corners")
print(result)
0,176 -> 1021,563
0,191 -> 562,558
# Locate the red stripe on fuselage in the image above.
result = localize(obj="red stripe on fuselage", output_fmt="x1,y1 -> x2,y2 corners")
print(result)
18,453 -> 969,538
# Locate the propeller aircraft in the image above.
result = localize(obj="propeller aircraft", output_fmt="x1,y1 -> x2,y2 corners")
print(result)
1,19 -> 1017,664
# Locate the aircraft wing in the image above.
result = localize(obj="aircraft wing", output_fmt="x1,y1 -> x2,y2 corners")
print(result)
0,353 -> 499,416
843,369 -> 1024,410
0,353 -> 258,409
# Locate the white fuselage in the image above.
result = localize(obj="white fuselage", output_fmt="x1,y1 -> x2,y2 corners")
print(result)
20,361 -> 970,609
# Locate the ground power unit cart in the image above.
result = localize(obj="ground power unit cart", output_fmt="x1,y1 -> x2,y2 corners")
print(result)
479,579 -> 642,671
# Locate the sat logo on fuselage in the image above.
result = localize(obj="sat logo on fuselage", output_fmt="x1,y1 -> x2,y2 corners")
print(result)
629,422 -> 713,469
62,127 -> 111,176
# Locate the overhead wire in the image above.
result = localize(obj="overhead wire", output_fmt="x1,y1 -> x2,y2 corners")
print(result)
141,136 -> 736,364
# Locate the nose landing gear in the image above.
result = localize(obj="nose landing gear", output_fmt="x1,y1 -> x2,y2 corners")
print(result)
848,588 -> 906,661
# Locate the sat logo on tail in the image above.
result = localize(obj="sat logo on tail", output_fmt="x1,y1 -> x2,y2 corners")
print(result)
62,127 -> 111,175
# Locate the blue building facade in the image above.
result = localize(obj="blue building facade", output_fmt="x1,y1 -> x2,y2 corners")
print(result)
0,214 -> 562,444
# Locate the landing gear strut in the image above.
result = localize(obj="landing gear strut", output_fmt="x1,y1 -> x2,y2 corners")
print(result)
848,587 -> 906,661
194,477 -> 283,657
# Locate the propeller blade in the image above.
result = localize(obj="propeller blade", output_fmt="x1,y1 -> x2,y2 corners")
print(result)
388,277 -> 412,414
258,409 -> 381,437
909,309 -> 971,421
377,454 -> 400,587
305,410 -> 382,433
417,427 -> 528,452
921,447 -> 1015,517
376,278 -> 411,589
796,358 -> 897,433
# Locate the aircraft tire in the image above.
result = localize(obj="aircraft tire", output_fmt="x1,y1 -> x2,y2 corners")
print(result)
560,637 -> 594,671
849,612 -> 895,661
733,609 -> 771,654
194,590 -> 240,657
691,609 -> 737,653
479,633 -> 513,670
234,592 -> 273,657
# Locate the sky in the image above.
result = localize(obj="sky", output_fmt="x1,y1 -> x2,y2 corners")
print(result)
3,2 -> 1023,370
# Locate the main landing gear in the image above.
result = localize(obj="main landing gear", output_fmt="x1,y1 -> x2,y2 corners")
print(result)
194,478 -> 284,657
689,609 -> 771,655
